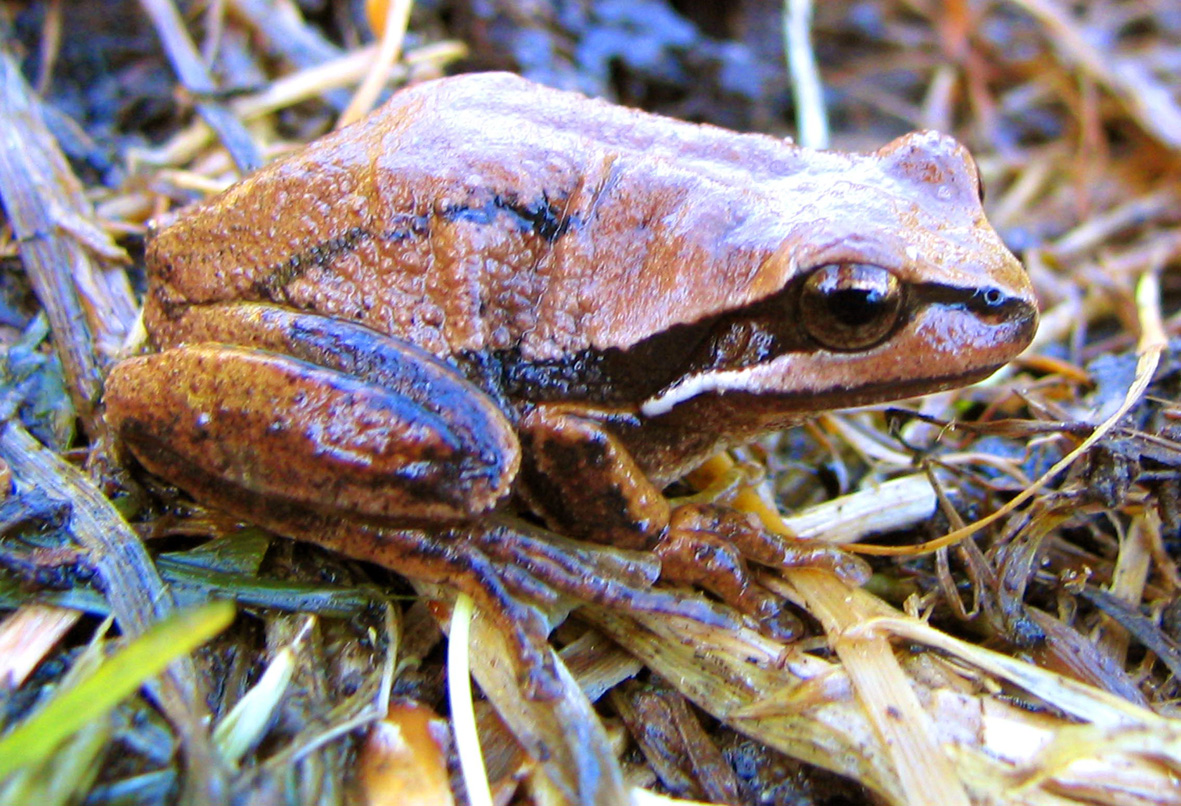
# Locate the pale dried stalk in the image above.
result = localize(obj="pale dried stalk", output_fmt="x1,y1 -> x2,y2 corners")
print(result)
338,0 -> 413,127
779,474 -> 937,545
0,605 -> 81,688
1006,0 -> 1181,148
783,0 -> 828,148
1095,511 -> 1155,665
130,41 -> 466,173
423,583 -> 629,806
1047,189 -> 1179,261
449,594 -> 495,806
0,44 -> 136,429
784,570 -> 971,806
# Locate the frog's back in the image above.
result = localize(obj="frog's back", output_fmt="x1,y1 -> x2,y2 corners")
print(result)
148,71 -> 1005,389
380,72 -> 809,189
146,73 -> 819,366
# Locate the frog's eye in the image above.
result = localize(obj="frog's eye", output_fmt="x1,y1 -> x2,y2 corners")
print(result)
799,264 -> 904,351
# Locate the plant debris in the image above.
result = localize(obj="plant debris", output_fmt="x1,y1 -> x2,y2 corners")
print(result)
1,1 -> 1180,805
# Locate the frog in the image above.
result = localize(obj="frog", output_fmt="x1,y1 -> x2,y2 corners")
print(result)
103,72 -> 1038,695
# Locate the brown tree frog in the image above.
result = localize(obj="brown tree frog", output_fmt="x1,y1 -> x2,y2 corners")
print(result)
104,72 -> 1038,693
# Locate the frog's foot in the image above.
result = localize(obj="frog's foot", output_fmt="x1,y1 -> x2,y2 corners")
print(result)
331,518 -> 743,698
471,516 -> 742,629
516,404 -> 868,635
691,503 -> 871,585
656,503 -> 870,640
318,521 -> 567,700
657,504 -> 798,640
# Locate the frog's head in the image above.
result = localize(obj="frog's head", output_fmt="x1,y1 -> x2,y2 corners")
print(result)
631,130 -> 1039,422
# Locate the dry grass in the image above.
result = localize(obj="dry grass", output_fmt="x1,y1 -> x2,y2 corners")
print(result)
1,1 -> 1180,805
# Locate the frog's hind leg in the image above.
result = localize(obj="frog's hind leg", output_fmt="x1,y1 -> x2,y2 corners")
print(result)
105,302 -> 521,525
113,431 -> 565,698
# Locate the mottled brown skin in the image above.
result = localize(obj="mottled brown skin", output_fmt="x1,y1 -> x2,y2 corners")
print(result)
104,72 -> 1038,696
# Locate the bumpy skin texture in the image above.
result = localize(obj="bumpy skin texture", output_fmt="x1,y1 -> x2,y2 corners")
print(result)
104,72 -> 1038,697
145,74 -> 1034,399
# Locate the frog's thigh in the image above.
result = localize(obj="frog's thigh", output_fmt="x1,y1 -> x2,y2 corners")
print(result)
149,301 -> 521,468
105,341 -> 519,523
517,405 -> 670,549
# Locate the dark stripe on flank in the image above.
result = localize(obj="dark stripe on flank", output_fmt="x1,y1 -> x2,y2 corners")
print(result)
442,193 -> 575,243
253,226 -> 370,298
251,214 -> 431,300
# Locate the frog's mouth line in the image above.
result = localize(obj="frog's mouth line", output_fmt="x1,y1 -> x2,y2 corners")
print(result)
639,361 -> 1009,419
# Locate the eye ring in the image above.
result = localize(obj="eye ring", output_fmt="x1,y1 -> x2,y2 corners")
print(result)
799,264 -> 905,352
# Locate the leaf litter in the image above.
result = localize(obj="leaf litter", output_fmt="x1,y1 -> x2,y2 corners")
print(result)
1,1 -> 1180,804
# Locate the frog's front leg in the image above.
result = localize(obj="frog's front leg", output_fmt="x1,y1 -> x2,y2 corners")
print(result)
518,406 -> 671,550
518,405 -> 869,624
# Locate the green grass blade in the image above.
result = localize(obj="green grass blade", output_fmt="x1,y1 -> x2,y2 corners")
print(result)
0,600 -> 235,779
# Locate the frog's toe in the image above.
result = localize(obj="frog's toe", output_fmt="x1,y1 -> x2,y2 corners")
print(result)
471,517 -> 743,631
756,606 -> 804,643
671,502 -> 871,586
782,545 -> 871,586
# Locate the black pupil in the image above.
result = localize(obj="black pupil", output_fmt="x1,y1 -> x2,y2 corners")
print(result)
828,287 -> 885,326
